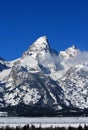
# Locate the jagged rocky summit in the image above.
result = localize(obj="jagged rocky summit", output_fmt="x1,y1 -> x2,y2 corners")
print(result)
0,36 -> 88,116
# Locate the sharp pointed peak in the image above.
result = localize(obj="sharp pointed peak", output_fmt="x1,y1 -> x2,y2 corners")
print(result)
71,45 -> 77,49
22,36 -> 50,58
33,35 -> 49,46
72,45 -> 75,48
36,35 -> 47,40
29,35 -> 50,50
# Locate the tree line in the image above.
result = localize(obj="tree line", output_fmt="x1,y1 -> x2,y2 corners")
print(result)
0,124 -> 88,130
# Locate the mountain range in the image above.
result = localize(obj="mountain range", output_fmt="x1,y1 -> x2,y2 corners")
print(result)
0,36 -> 88,116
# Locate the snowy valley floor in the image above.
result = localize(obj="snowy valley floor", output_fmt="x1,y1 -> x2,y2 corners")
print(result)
0,117 -> 88,127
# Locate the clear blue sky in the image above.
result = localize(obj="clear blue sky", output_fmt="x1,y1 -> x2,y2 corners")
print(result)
0,0 -> 88,60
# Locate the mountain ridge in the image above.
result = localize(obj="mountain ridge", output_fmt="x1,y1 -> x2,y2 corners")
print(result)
0,36 -> 88,116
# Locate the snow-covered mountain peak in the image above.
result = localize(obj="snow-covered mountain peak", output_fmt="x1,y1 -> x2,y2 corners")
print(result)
0,36 -> 88,116
59,45 -> 80,60
67,44 -> 78,52
71,45 -> 77,49
32,35 -> 49,47
31,35 -> 49,47
29,36 -> 49,51
22,36 -> 50,59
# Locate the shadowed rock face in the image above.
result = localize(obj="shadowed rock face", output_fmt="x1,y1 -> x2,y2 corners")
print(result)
0,36 -> 88,116
0,57 -> 9,71
0,63 -> 9,71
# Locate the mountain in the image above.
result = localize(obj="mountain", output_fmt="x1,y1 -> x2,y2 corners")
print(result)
59,45 -> 80,60
0,36 -> 88,116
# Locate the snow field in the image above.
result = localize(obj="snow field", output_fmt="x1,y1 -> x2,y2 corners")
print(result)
0,117 -> 88,127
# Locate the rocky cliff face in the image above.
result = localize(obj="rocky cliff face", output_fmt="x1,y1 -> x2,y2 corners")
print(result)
0,36 -> 88,116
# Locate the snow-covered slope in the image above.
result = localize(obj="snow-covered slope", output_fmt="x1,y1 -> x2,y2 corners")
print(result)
59,45 -> 80,60
22,36 -> 59,74
0,36 -> 88,116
